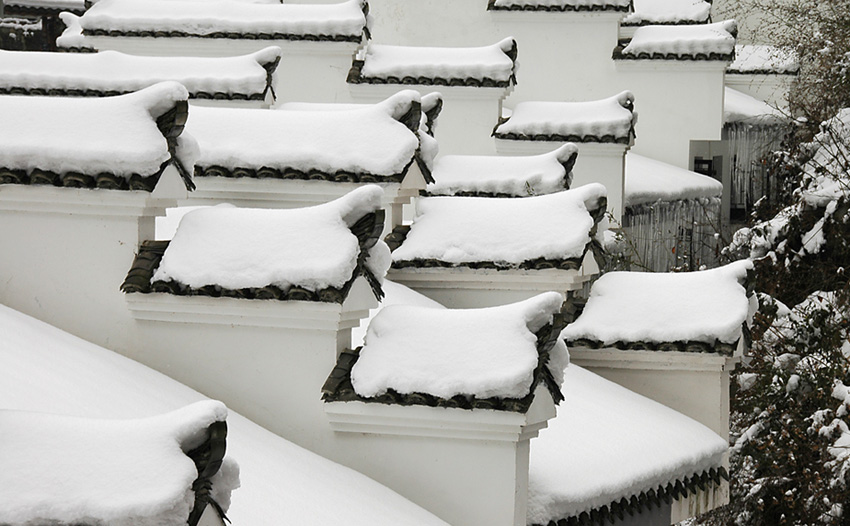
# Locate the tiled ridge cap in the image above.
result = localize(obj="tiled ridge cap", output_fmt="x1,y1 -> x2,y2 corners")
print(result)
565,333 -> 744,356
194,157 -> 416,185
121,209 -> 387,302
0,85 -> 273,102
422,148 -> 577,198
0,98 -> 192,192
726,67 -> 798,76
386,194 -> 607,268
321,305 -> 572,411
486,0 -> 630,13
532,467 -> 729,526
186,420 -> 229,526
620,17 -> 711,28
80,29 -> 363,43
347,39 -> 518,89
421,94 -> 443,137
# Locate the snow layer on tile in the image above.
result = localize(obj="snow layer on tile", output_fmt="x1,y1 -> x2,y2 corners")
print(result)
623,0 -> 710,25
186,90 -> 420,176
351,292 -> 568,399
625,153 -> 722,206
728,44 -> 799,74
393,184 -> 606,265
0,48 -> 278,96
6,0 -> 83,10
0,305 -> 449,526
2,401 -> 231,526
153,186 -> 386,291
724,86 -> 789,125
79,0 -> 367,38
427,144 -> 577,197
528,365 -> 727,523
495,92 -> 635,141
352,279 -> 446,347
491,0 -> 630,8
359,38 -> 516,82
0,81 -> 186,177
621,20 -> 737,58
562,260 -> 753,345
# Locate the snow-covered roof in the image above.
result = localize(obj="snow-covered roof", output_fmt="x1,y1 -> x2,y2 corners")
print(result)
0,304 -> 449,526
487,0 -> 630,12
427,144 -> 577,197
562,260 -> 755,352
76,0 -> 369,42
494,92 -> 636,144
349,38 -> 518,88
125,187 -> 390,302
391,183 -> 607,268
724,87 -> 790,126
728,44 -> 799,75
0,81 -> 196,191
187,90 -> 423,183
2,400 -> 234,526
323,292 -> 570,411
622,0 -> 711,26
625,153 -> 722,206
615,20 -> 738,61
3,0 -> 84,15
528,365 -> 728,524
0,48 -> 279,101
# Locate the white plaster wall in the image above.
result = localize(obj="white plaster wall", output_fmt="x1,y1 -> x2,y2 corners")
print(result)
613,62 -> 727,169
570,349 -> 732,440
725,74 -> 794,111
332,432 -> 527,526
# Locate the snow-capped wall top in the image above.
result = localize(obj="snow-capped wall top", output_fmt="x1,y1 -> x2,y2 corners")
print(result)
562,260 -> 754,347
487,0 -> 630,12
426,144 -> 578,197
350,38 -> 517,88
151,186 -> 389,295
0,304 -> 450,526
187,90 -> 422,181
78,0 -> 368,41
625,153 -> 722,206
617,20 -> 738,61
0,81 -> 195,190
724,87 -> 790,126
1,400 -> 234,526
494,91 -> 636,144
728,44 -> 800,75
4,0 -> 84,13
0,48 -> 279,100
348,292 -> 569,402
392,183 -> 606,267
622,0 -> 711,26
528,365 -> 728,524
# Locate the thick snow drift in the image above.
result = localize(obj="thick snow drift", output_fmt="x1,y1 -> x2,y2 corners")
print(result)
2,401 -> 234,526
562,260 -> 754,345
153,186 -> 387,292
0,81 -> 190,178
393,184 -> 606,265
186,90 -> 420,177
728,44 -> 799,74
621,20 -> 737,58
78,0 -> 367,39
427,144 -> 577,197
528,365 -> 727,523
0,304 -> 449,526
623,0 -> 711,25
0,48 -> 278,97
351,292 -> 569,400
625,153 -> 722,206
358,38 -> 516,82
495,92 -> 635,143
